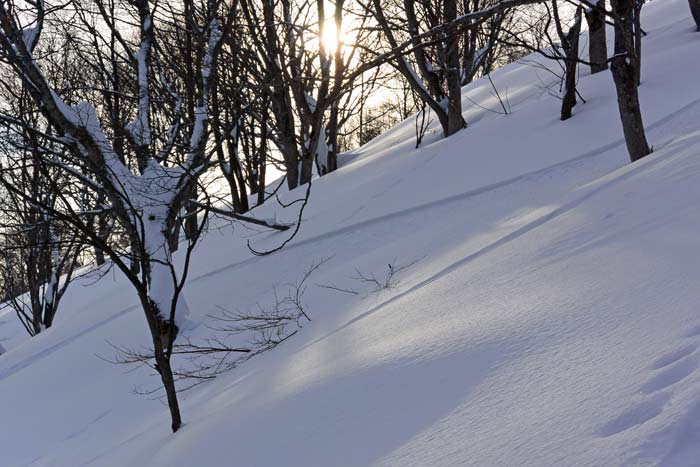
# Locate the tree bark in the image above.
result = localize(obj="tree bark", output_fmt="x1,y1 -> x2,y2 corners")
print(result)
585,0 -> 608,74
445,0 -> 467,135
326,106 -> 340,173
94,221 -> 106,265
610,0 -> 651,162
140,295 -> 182,432
691,0 -> 700,30
561,8 -> 582,120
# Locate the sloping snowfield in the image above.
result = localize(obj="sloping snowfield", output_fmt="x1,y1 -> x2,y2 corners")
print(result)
2,1 -> 700,465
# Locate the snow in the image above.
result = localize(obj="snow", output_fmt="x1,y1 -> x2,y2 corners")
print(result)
2,1 -> 700,466
316,126 -> 329,171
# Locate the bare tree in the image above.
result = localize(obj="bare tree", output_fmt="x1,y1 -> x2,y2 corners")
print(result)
368,0 -> 523,138
0,0 -> 249,432
370,0 -> 466,137
552,3 -> 582,120
0,68 -> 86,335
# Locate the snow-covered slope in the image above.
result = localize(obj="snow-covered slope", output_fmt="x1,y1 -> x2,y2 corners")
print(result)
2,1 -> 700,465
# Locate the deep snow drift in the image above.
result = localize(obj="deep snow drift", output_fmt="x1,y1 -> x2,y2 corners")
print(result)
2,1 -> 700,466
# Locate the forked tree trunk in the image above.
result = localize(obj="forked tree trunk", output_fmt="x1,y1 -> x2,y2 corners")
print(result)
585,0 -> 608,74
138,226 -> 185,432
689,0 -> 700,30
610,0 -> 651,162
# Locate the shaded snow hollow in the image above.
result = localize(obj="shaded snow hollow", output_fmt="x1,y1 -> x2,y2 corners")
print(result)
2,1 -> 700,465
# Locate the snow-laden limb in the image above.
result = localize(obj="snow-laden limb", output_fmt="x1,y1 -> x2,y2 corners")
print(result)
126,6 -> 153,168
21,0 -> 43,52
184,17 -> 222,171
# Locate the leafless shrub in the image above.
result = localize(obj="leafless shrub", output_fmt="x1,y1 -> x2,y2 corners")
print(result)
110,258 -> 331,392
352,257 -> 422,292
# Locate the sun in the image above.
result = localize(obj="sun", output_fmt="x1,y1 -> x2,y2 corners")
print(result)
321,19 -> 340,53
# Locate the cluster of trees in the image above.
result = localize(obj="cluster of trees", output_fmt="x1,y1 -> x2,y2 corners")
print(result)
0,0 -> 695,433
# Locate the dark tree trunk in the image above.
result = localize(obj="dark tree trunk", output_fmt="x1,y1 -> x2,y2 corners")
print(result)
299,145 -> 315,186
130,240 -> 141,275
585,0 -> 608,74
560,8 -> 582,121
691,0 -> 700,30
94,193 -> 108,265
633,3 -> 643,86
155,349 -> 182,432
167,214 -> 182,253
256,104 -> 269,206
404,0 -> 444,102
94,229 -> 106,266
227,134 -> 250,213
610,0 -> 651,162
445,0 -> 467,135
326,106 -> 339,174
43,301 -> 55,329
184,184 -> 198,240
139,282 -> 182,432
285,153 -> 301,190
182,0 -> 199,240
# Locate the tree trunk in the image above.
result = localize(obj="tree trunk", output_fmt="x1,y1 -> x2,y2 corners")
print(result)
633,3 -> 643,86
445,0 -> 466,136
94,229 -> 106,266
130,239 -> 141,275
691,0 -> 700,30
585,0 -> 608,74
43,301 -> 55,329
94,193 -> 108,265
285,153 -> 301,190
183,184 -> 198,240
140,295 -> 182,432
138,227 -> 184,432
561,8 -> 582,121
326,106 -> 339,173
182,0 -> 199,240
256,103 -> 269,206
610,0 -> 651,162
445,56 -> 466,135
154,348 -> 182,432
299,147 -> 315,186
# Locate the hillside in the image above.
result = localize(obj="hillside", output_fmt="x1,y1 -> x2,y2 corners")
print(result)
2,1 -> 700,465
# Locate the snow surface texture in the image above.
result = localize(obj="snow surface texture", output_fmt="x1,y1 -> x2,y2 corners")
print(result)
2,1 -> 700,465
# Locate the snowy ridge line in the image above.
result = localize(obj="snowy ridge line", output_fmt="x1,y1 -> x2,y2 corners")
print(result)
300,142 -> 677,351
189,94 -> 700,285
0,304 -> 139,382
